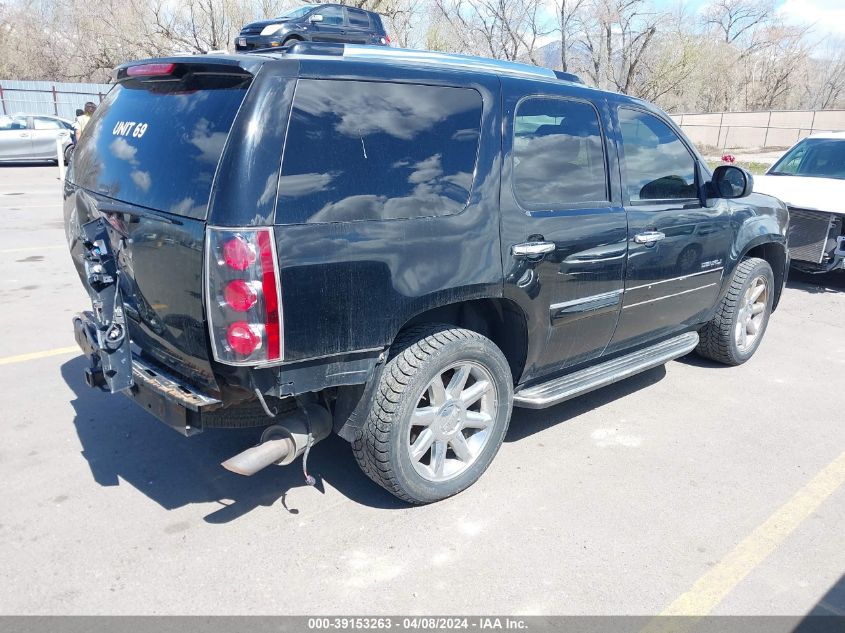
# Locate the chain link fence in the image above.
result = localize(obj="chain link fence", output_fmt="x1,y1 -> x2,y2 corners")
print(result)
0,80 -> 112,121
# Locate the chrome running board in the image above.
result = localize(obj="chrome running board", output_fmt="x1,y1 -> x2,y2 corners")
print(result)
513,331 -> 699,409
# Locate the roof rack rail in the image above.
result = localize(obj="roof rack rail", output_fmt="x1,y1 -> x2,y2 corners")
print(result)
272,42 -> 585,83
341,45 -> 558,80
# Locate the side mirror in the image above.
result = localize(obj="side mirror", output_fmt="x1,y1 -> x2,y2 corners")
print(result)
309,14 -> 323,23
709,165 -> 753,199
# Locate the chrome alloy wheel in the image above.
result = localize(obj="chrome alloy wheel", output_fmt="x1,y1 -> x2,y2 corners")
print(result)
408,362 -> 498,483
735,275 -> 768,352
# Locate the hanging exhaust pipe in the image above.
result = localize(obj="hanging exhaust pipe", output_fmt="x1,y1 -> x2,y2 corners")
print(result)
221,403 -> 332,476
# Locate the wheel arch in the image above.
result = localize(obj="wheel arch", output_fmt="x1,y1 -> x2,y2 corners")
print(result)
399,298 -> 529,384
332,298 -> 527,442
739,238 -> 788,311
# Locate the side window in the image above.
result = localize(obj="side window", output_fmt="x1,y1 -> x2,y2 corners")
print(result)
347,8 -> 370,27
513,97 -> 608,207
277,80 -> 483,224
0,115 -> 27,130
618,108 -> 697,202
315,5 -> 344,25
33,117 -> 63,130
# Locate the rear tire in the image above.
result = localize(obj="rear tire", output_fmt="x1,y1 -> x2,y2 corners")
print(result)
696,257 -> 774,365
353,324 -> 513,504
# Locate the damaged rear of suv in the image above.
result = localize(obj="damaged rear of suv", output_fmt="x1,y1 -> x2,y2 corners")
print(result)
66,45 -> 788,504
67,56 -> 315,442
66,50 -> 497,501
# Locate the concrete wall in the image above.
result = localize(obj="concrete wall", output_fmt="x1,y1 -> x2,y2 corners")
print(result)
670,110 -> 845,150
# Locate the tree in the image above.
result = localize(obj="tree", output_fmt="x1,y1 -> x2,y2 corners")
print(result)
632,5 -> 705,108
809,40 -> 845,110
742,22 -> 811,110
431,0 -> 551,63
574,0 -> 660,94
555,0 -> 586,72
703,0 -> 772,45
0,0 -> 842,112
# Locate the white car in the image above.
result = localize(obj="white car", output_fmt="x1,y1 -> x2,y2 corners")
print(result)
753,131 -> 845,273
0,113 -> 75,164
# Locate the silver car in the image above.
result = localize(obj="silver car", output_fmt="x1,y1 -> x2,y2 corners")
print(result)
0,113 -> 75,164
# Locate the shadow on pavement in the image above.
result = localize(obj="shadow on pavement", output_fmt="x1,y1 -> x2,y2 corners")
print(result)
804,573 -> 845,617
506,364 -> 666,442
674,352 -> 727,370
64,351 -> 671,518
793,573 -> 845,632
787,269 -> 845,294
61,355 -> 406,522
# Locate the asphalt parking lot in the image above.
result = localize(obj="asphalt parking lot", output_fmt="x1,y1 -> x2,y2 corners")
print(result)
1,164 -> 844,617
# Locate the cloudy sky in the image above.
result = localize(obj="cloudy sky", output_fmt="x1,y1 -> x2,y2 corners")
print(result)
777,0 -> 845,38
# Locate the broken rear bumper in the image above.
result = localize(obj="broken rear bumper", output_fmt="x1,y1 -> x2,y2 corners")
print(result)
73,312 -> 221,436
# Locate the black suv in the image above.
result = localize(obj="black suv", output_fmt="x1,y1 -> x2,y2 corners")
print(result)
65,44 -> 789,504
235,4 -> 389,51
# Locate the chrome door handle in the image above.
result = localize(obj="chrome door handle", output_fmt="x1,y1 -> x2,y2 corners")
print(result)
633,231 -> 666,245
512,241 -> 555,257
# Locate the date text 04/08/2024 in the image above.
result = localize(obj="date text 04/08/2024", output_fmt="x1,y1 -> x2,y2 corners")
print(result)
306,617 -> 529,630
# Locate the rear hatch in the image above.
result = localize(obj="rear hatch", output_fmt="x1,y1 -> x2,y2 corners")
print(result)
64,59 -> 256,392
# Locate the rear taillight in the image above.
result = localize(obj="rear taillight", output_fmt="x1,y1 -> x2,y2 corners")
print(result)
206,227 -> 283,365
226,321 -> 262,356
222,235 -> 256,270
223,280 -> 258,312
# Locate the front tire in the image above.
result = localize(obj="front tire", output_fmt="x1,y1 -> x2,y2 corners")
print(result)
353,325 -> 514,504
696,257 -> 774,365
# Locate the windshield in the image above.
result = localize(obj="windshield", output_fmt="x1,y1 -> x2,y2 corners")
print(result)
276,5 -> 315,20
768,138 -> 845,180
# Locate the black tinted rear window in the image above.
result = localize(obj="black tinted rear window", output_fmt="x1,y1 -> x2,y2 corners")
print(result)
69,71 -> 250,219
347,8 -> 370,27
513,97 -> 608,207
370,13 -> 386,33
277,79 -> 482,224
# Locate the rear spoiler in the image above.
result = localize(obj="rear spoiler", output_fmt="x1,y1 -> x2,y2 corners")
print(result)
115,57 -> 263,83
